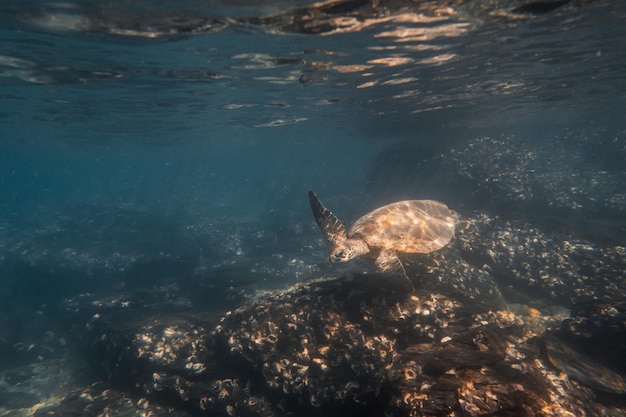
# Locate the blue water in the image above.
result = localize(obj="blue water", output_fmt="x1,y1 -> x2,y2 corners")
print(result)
1,1 -> 623,219
1,0 -> 626,413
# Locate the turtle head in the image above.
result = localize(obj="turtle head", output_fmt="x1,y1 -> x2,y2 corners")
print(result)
329,238 -> 369,263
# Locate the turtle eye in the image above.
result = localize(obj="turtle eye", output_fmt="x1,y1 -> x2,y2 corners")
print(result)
334,249 -> 344,258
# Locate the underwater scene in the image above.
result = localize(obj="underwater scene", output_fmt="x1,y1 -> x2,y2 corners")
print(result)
1,0 -> 626,415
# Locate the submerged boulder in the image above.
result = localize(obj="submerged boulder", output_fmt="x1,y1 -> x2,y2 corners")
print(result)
30,270 -> 622,417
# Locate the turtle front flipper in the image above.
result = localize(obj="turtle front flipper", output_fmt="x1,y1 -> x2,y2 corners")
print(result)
375,249 -> 415,292
309,190 -> 347,245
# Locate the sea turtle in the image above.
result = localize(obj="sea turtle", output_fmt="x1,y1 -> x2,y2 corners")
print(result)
309,190 -> 456,280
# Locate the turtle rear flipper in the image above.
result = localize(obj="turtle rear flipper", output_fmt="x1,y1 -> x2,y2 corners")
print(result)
309,190 -> 347,245
375,249 -> 415,292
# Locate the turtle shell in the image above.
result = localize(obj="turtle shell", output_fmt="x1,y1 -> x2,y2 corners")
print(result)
348,200 -> 456,254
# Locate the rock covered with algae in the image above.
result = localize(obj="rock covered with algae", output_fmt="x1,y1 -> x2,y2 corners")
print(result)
27,271 -> 624,417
